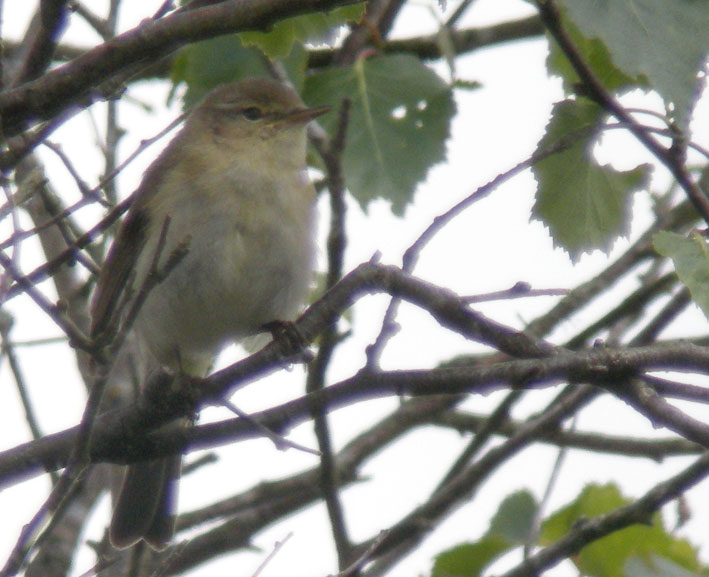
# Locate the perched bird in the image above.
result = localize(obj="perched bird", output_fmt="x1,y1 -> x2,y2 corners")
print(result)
91,77 -> 327,550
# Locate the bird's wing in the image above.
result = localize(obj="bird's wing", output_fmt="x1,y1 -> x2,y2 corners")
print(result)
89,129 -> 188,341
90,205 -> 149,340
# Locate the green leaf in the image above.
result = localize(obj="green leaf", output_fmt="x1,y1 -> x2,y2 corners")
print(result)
547,13 -> 643,93
540,483 -> 702,577
626,555 -> 705,577
171,34 -> 307,108
240,4 -> 366,58
429,491 -> 538,577
240,23 -> 295,60
532,99 -> 651,261
431,538 -> 509,577
653,231 -> 709,319
557,0 -> 709,129
541,483 -> 628,543
489,490 -> 537,544
303,54 -> 456,214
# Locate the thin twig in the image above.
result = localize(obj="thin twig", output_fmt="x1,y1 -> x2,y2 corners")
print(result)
444,0 -> 479,28
360,387 -> 598,577
305,96 -> 355,569
0,313 -> 58,484
250,532 -> 293,577
220,398 -> 320,457
434,390 -> 522,492
463,283 -> 568,304
523,416 -> 574,558
0,110 -> 80,172
42,141 -> 93,197
335,531 -> 390,577
435,410 -> 702,459
0,251 -> 90,350
71,2 -> 111,39
0,112 -> 184,256
0,462 -> 89,577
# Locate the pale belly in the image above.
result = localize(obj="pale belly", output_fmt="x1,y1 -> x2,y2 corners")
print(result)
133,193 -> 315,375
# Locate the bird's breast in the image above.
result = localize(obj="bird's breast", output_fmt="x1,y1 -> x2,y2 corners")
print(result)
133,165 -> 317,372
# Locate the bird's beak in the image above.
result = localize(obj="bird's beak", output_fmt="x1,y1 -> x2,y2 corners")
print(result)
284,105 -> 331,124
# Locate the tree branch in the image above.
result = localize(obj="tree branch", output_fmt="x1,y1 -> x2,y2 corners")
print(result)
4,331 -> 709,486
0,0 -> 362,136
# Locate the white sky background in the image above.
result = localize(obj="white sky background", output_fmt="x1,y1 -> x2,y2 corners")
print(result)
1,1 -> 709,576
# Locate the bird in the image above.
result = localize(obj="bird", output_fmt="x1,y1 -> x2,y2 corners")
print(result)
90,77 -> 327,550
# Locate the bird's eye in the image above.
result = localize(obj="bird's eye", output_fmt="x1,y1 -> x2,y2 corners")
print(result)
242,107 -> 263,121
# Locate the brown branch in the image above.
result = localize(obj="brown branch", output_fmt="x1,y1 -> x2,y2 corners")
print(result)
365,118 -> 660,369
564,273 -> 678,350
0,0 -> 362,136
358,386 -> 598,577
145,398 -> 457,575
319,14 -> 544,67
306,97 -> 354,568
8,0 -> 71,86
1,14 -> 545,77
334,0 -> 404,66
435,410 -> 703,460
612,378 -> 709,449
525,200 -> 696,340
433,390 -> 523,491
5,331 -> 709,486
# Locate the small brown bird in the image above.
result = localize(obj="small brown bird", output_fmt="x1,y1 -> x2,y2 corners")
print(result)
91,77 -> 327,549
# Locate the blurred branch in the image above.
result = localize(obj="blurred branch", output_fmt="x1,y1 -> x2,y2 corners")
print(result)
0,312 -> 53,469
525,200 -> 696,340
0,14 -> 544,78
24,466 -> 112,577
435,410 -> 703,459
306,97 -> 354,568
42,141 -> 93,198
445,0 -> 479,28
1,112 -> 185,301
631,287 -> 692,345
72,2 -> 112,38
145,397 -> 458,575
0,110 -> 79,172
611,378 -> 709,448
433,390 -> 523,491
564,273 -> 678,350
6,318 -> 709,485
359,386 -> 597,577
334,0 -> 407,66
100,0 -> 124,208
13,157 -> 92,335
7,0 -> 70,86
